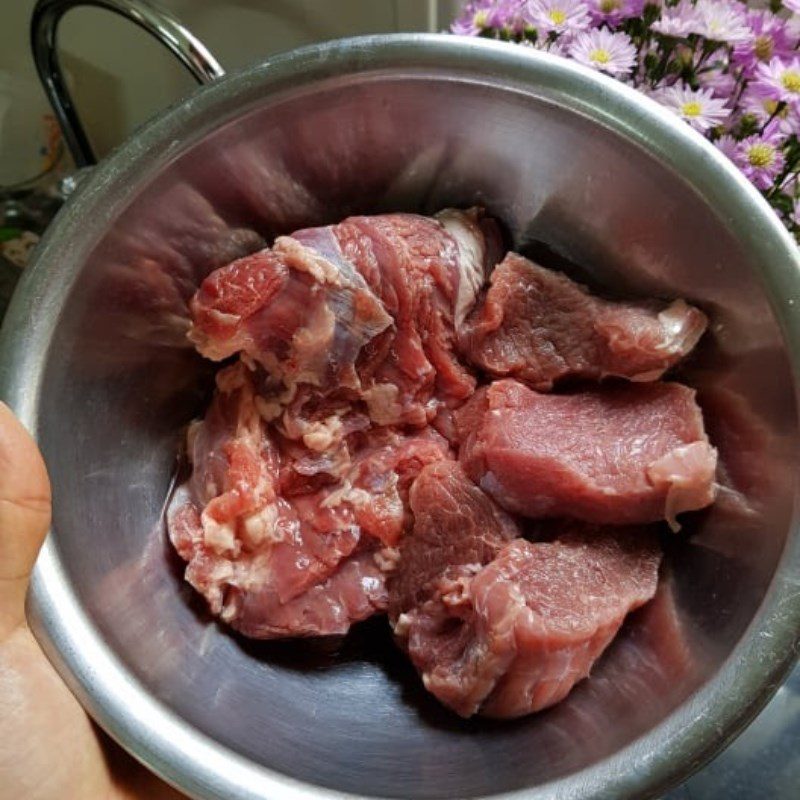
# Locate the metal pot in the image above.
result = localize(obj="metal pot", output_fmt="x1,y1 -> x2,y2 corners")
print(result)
2,2 -> 800,799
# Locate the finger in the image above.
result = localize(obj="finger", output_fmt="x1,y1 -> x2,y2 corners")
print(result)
0,401 -> 52,637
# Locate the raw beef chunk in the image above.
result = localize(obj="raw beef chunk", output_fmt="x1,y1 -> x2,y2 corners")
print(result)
168,362 -> 450,638
388,460 -> 520,621
188,238 -> 392,391
323,208 -> 499,422
169,207 -> 716,720
189,209 -> 500,426
459,253 -> 707,390
394,524 -> 661,718
458,379 -> 716,527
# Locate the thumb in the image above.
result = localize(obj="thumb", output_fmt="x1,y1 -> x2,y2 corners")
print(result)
0,402 -> 52,638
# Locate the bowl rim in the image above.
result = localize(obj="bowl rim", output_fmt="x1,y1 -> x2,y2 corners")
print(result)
2,32 -> 800,800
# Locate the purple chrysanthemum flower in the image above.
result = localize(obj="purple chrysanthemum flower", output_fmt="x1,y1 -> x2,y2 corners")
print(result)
691,0 -> 750,43
791,198 -> 800,228
697,67 -> 737,100
651,81 -> 731,132
753,57 -> 800,111
486,0 -> 530,32
780,171 -> 799,196
651,0 -> 700,38
652,0 -> 749,43
568,28 -> 637,76
446,0 -> 800,241
715,134 -> 740,162
529,36 -> 568,57
789,15 -> 800,45
733,122 -> 787,190
586,0 -> 644,27
716,130 -> 787,192
740,87 -> 798,136
451,0 -> 495,35
732,11 -> 798,77
525,0 -> 590,37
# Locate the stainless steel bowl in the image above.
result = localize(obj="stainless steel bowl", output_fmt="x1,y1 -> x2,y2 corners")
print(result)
2,29 -> 800,800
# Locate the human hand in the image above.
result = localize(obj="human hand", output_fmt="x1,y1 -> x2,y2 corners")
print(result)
0,402 -> 185,800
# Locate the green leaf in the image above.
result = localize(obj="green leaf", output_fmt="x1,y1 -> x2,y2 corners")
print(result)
771,192 -> 794,215
0,227 -> 23,243
643,3 -> 661,25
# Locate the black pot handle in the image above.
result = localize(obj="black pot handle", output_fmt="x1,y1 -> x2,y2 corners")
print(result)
31,0 -> 225,168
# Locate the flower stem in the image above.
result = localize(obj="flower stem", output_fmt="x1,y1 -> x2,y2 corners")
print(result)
760,101 -> 787,135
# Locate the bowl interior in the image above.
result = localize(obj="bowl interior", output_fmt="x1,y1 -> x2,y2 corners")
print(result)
12,42 -> 800,799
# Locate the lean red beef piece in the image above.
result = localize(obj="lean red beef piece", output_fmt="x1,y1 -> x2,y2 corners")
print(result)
458,379 -> 717,528
388,460 -> 520,622
167,362 -> 450,638
458,253 -> 707,391
394,523 -> 661,718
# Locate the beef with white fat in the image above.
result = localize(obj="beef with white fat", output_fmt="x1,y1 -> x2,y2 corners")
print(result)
190,209 -> 500,428
168,362 -> 450,638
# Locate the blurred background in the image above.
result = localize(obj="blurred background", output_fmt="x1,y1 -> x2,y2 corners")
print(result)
0,0 -> 461,170
0,0 -> 459,315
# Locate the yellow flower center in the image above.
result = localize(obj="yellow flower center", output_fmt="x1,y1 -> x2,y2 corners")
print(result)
473,10 -> 488,27
590,48 -> 611,64
759,99 -> 788,122
548,9 -> 567,25
681,101 -> 703,118
754,35 -> 773,62
781,70 -> 800,94
677,46 -> 694,67
747,143 -> 775,168
600,0 -> 621,11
